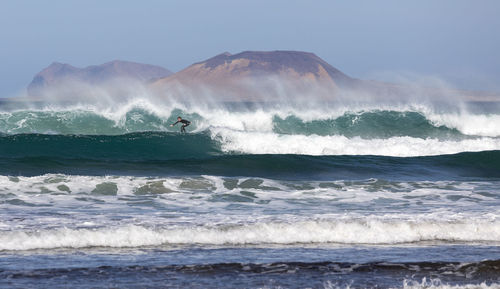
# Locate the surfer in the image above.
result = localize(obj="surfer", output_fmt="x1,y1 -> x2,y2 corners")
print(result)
170,116 -> 191,133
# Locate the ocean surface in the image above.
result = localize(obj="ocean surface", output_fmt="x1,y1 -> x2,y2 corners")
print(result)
0,98 -> 499,288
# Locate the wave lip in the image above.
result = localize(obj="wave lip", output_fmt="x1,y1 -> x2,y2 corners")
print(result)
1,218 -> 499,251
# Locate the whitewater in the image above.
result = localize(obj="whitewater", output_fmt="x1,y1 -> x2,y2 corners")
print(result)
1,97 -> 499,288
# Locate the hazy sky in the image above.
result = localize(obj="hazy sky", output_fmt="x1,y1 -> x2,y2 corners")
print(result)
1,0 -> 499,97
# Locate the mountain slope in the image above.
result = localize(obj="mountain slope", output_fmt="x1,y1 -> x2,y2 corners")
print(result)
157,50 -> 355,86
151,50 -> 360,101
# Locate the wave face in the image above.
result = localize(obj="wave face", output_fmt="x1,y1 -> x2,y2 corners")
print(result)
272,111 -> 464,139
0,107 -> 174,135
0,131 -> 220,160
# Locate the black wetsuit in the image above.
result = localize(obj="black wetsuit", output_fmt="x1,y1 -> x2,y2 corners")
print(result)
172,119 -> 191,133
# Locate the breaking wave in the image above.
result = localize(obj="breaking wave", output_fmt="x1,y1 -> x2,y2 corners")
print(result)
1,99 -> 499,160
1,217 -> 498,251
1,131 -> 500,160
1,101 -> 500,138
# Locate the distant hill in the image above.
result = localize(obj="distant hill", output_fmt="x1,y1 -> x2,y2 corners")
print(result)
151,51 -> 362,101
28,60 -> 172,96
24,53 -> 499,102
162,50 -> 354,84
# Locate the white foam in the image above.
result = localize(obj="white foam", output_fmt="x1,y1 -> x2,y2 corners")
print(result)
212,128 -> 500,156
326,280 -> 500,289
400,279 -> 500,289
3,174 -> 495,203
194,108 -> 274,132
1,175 -> 497,220
426,112 -> 500,137
1,217 -> 498,250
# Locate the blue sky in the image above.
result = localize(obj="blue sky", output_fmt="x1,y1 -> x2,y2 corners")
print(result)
1,0 -> 499,96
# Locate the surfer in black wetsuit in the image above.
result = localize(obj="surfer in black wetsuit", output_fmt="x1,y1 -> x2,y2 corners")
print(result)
170,116 -> 191,133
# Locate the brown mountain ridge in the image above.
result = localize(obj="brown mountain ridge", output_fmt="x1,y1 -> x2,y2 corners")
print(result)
25,51 -> 499,102
28,60 -> 172,96
155,50 -> 356,86
151,50 -> 364,101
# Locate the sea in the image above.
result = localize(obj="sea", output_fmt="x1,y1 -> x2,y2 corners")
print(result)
0,96 -> 499,288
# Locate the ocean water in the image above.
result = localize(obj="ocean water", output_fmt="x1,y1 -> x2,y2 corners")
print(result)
0,98 -> 499,288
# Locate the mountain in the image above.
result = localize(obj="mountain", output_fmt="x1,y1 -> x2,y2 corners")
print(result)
25,52 -> 498,102
163,51 -> 354,84
28,60 -> 172,96
151,51 -> 361,101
